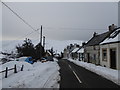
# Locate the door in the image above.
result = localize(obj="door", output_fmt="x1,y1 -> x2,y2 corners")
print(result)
87,53 -> 90,63
78,53 -> 80,61
110,48 -> 116,69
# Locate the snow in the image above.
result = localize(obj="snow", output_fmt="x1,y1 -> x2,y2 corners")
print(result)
1,40 -> 39,53
0,54 -> 6,59
46,50 -> 52,56
0,54 -> 7,65
1,39 -> 84,54
68,59 -> 120,85
0,54 -> 3,59
15,57 -> 28,61
0,58 -> 60,88
101,33 -> 119,44
1,40 -> 23,53
77,48 -> 84,53
45,39 -> 84,54
71,48 -> 79,53
2,61 -> 33,71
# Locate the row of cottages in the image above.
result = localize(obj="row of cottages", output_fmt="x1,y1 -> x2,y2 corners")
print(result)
70,47 -> 80,60
63,44 -> 80,59
84,24 -> 120,69
70,46 -> 84,61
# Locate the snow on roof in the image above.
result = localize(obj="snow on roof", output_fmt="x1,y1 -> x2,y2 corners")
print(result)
47,50 -> 52,55
72,48 -> 79,53
0,54 -> 3,58
0,54 -> 6,59
77,48 -> 84,53
101,33 -> 119,44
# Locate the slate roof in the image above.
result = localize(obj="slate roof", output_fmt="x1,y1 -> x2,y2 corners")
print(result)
85,27 -> 120,46
101,29 -> 120,45
72,48 -> 79,53
77,48 -> 84,53
76,46 -> 83,52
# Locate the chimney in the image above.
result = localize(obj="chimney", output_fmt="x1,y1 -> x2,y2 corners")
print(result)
108,25 -> 112,31
111,24 -> 115,30
82,42 -> 86,46
108,24 -> 117,31
93,32 -> 97,37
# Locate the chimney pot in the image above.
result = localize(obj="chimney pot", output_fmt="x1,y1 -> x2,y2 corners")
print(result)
108,24 -> 116,31
93,32 -> 97,37
108,25 -> 112,31
111,24 -> 115,30
82,42 -> 86,46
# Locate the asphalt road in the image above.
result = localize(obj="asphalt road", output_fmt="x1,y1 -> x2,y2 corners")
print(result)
58,59 -> 120,88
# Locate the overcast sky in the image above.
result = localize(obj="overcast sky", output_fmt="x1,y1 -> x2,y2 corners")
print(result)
2,2 -> 118,41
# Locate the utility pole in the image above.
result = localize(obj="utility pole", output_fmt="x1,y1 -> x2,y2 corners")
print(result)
43,36 -> 45,49
40,25 -> 42,44
39,25 -> 42,60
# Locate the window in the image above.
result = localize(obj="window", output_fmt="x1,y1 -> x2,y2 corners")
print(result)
93,54 -> 96,60
93,46 -> 96,50
102,49 -> 107,61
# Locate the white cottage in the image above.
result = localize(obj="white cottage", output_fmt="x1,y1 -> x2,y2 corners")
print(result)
70,48 -> 79,60
84,24 -> 119,65
77,47 -> 84,61
100,30 -> 120,69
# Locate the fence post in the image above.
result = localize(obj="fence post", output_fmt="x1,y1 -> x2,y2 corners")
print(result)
21,65 -> 24,71
14,64 -> 17,73
5,67 -> 8,78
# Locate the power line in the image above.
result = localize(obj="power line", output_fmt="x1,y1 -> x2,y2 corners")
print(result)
1,2 -> 41,49
2,29 -> 39,48
2,2 -> 36,31
43,27 -> 108,31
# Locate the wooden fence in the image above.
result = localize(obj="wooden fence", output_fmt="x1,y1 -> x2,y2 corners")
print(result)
0,64 -> 24,78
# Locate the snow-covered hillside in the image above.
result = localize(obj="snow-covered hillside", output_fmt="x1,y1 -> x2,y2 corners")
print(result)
1,39 -> 83,54
45,39 -> 83,54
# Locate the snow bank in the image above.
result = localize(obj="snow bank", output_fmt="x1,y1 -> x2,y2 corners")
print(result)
0,54 -> 5,59
2,61 -> 33,70
68,59 -> 120,85
1,61 -> 33,79
53,58 -> 59,62
1,59 -> 60,88
0,54 -> 6,65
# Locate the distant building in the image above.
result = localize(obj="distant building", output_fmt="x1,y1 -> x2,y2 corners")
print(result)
63,44 -> 80,59
63,48 -> 69,59
76,47 -> 84,61
71,48 -> 79,60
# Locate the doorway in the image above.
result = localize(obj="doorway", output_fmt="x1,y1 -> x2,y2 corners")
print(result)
110,48 -> 116,69
87,53 -> 90,63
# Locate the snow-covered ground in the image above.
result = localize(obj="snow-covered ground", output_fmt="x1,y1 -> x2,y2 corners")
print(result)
0,58 -> 60,89
68,59 -> 120,85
